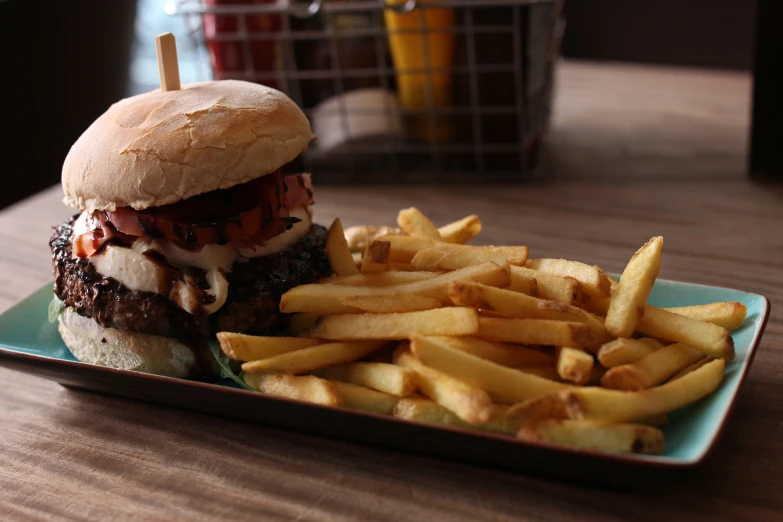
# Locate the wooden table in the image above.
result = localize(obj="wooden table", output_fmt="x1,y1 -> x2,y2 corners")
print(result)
1,61 -> 781,521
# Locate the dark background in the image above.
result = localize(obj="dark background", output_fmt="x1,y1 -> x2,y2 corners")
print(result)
0,0 -> 760,210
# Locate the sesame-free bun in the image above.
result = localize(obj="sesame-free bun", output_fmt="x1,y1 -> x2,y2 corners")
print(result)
58,309 -> 215,379
62,80 -> 315,213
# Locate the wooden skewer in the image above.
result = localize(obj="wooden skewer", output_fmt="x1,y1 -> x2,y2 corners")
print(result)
155,32 -> 181,92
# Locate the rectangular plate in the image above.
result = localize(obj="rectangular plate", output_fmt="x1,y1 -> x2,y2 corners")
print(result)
0,280 -> 769,479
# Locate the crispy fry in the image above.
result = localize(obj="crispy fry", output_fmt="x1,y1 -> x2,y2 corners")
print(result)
476,317 -> 595,349
438,215 -> 482,244
600,343 -> 705,390
507,270 -> 539,296
664,302 -> 748,331
563,358 -> 726,422
310,308 -> 480,340
556,347 -> 594,384
326,218 -> 360,276
526,259 -> 612,314
394,347 -> 493,424
516,366 -> 563,381
409,248 -> 447,271
340,294 -> 442,313
244,373 -> 343,407
638,305 -> 735,360
322,271 -> 439,287
448,281 -> 610,347
331,381 -> 399,415
427,336 -> 555,367
280,262 -> 509,314
398,207 -> 442,240
344,225 -> 401,251
361,241 -> 391,273
394,398 -> 520,434
434,247 -> 528,271
217,332 -> 321,361
411,335 -> 567,402
605,237 -> 663,337
241,341 -> 386,374
379,235 -> 526,266
638,337 -> 665,350
670,356 -> 714,380
516,420 -> 664,455
597,338 -> 660,367
313,362 -> 418,396
511,267 -> 581,305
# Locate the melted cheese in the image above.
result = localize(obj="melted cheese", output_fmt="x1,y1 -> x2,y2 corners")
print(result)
74,208 -> 313,316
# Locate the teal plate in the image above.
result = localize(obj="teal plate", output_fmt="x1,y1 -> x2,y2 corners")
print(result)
0,280 -> 770,477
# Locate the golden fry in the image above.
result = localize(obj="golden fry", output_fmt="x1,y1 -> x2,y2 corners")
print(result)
326,218 -> 360,277
217,332 -> 321,361
331,381 -> 399,415
605,237 -> 663,338
244,374 -> 343,407
361,241 -> 391,273
343,225 -> 401,251
597,337 -> 660,367
322,271 -> 438,287
398,207 -> 442,240
664,302 -> 748,331
394,398 -> 520,434
241,341 -> 386,374
511,267 -> 581,305
409,248 -> 447,271
526,259 -> 612,314
507,270 -> 539,296
341,294 -> 442,313
600,343 -> 704,390
556,347 -> 594,384
476,317 -> 595,349
516,420 -> 664,455
438,215 -> 482,244
310,308 -> 480,340
427,336 -> 555,367
638,305 -> 735,360
314,362 -> 418,396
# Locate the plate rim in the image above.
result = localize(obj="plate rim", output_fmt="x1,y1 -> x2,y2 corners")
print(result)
0,279 -> 772,469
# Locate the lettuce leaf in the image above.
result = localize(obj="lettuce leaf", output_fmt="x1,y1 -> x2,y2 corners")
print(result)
208,341 -> 254,391
48,297 -> 65,323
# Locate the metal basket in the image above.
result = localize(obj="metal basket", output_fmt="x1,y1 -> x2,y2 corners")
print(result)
167,0 -> 565,182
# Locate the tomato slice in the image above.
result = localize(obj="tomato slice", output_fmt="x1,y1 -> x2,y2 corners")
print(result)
103,172 -> 315,246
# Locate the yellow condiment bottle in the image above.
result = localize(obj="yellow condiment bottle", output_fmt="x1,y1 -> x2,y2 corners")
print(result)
384,0 -> 455,144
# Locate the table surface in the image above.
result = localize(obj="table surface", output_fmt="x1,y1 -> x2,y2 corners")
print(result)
1,61 -> 781,521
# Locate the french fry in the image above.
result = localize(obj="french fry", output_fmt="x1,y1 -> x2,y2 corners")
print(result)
287,313 -> 321,336
670,356 -> 713,380
448,281 -> 610,347
344,225 -> 400,251
241,341 -> 386,374
351,251 -> 362,268
516,366 -> 563,382
411,335 -> 567,402
394,347 -> 493,424
507,270 -> 538,296
597,338 -> 660,367
398,207 -> 442,240
563,358 -> 726,422
310,308 -> 480,340
605,237 -> 663,338
322,271 -> 439,287
638,305 -> 735,360
340,294 -> 442,313
427,336 -> 555,367
600,343 -> 705,391
526,259 -> 612,314
438,215 -> 482,244
216,332 -> 322,361
556,347 -> 594,384
505,392 -> 572,424
379,235 -> 526,266
516,420 -> 664,455
313,362 -> 418,396
361,241 -> 391,273
331,381 -> 399,415
244,373 -> 343,407
434,246 -> 528,271
326,218 -> 360,276
476,317 -> 595,349
511,267 -> 581,305
280,262 -> 509,314
394,398 -> 521,434
664,302 -> 748,331
409,248 -> 447,271
638,337 -> 665,350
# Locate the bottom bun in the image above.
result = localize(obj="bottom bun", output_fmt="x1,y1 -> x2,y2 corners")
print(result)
58,309 -> 210,378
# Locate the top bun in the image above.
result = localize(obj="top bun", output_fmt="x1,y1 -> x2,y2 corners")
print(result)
62,80 -> 315,213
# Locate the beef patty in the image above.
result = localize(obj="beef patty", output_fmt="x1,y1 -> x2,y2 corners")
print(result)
51,217 -> 331,341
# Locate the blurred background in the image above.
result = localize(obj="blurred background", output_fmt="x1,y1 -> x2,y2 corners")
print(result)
1,0 -> 776,210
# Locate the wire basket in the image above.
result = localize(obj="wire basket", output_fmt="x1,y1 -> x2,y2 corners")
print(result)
167,0 -> 565,182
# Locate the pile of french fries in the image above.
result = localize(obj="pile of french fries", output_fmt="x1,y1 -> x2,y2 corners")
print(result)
217,208 -> 748,455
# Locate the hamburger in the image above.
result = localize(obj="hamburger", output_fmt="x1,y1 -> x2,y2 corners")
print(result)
49,80 -> 332,379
